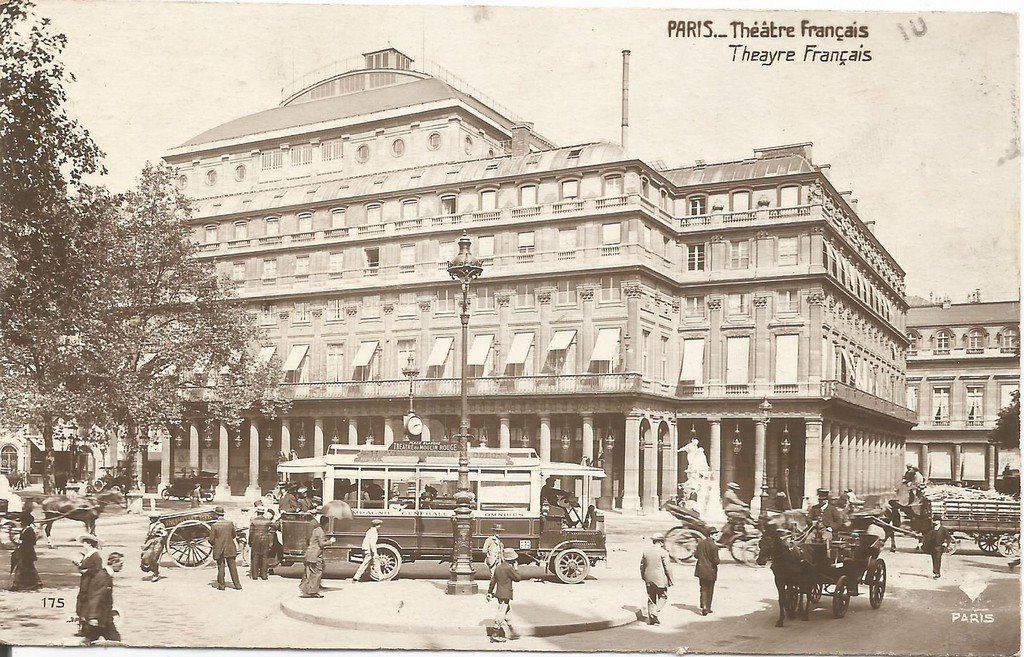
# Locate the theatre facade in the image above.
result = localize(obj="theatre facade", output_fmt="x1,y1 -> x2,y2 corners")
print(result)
156,48 -> 916,512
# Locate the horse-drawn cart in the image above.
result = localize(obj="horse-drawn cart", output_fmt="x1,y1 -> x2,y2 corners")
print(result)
925,497 -> 1020,557
801,530 -> 887,619
151,508 -> 249,569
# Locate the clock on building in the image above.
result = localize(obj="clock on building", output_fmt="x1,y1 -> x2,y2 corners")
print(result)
405,414 -> 423,438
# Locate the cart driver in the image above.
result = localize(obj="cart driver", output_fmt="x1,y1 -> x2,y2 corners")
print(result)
808,488 -> 847,555
720,482 -> 748,543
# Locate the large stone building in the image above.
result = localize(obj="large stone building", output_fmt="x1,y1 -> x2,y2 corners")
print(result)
905,297 -> 1020,487
157,48 -> 916,511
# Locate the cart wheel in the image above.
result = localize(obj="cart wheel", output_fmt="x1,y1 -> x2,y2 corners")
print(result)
809,583 -> 823,604
977,534 -> 1000,555
999,534 -> 1020,558
370,544 -> 402,582
551,548 -> 591,584
943,537 -> 959,555
728,537 -> 746,563
665,529 -> 702,563
868,559 -> 886,609
832,576 -> 851,618
160,489 -> 171,501
0,521 -> 18,548
167,520 -> 214,569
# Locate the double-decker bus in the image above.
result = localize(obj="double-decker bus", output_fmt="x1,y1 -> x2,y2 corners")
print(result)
277,441 -> 607,584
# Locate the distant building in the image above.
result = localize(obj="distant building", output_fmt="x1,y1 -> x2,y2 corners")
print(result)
0,430 -> 30,476
159,48 -> 915,510
905,297 -> 1020,487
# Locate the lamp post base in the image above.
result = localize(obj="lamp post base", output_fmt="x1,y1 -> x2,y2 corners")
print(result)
445,578 -> 479,596
446,493 -> 478,596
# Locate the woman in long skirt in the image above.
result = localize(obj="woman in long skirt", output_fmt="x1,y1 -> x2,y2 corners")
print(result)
9,512 -> 42,591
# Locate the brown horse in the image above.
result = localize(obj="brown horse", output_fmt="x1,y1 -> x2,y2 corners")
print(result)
757,516 -> 818,626
37,490 -> 124,548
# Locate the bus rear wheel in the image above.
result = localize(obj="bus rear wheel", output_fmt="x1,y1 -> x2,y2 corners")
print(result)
551,548 -> 590,584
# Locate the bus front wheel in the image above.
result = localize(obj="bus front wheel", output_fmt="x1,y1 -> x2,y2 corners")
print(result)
370,544 -> 403,582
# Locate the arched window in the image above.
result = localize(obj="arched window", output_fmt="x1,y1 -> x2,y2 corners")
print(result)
366,204 -> 382,224
603,175 -> 623,197
519,185 -> 537,206
204,225 -> 218,244
0,445 -> 17,471
264,216 -> 280,237
1000,328 -> 1019,352
233,221 -> 248,241
479,189 -> 497,211
640,177 -> 650,199
560,179 -> 580,200
440,195 -> 457,216
297,212 -> 313,233
967,329 -> 986,351
401,199 -> 419,220
934,330 -> 952,352
330,208 -> 346,229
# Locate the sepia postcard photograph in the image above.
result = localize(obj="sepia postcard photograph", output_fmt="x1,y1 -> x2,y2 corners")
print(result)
0,0 -> 1020,654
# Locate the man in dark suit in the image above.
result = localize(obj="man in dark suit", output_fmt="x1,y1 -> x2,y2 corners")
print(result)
81,551 -> 124,644
808,488 -> 847,553
640,533 -> 674,625
694,530 -> 720,616
486,547 -> 521,642
278,486 -> 299,513
249,508 -> 277,580
209,506 -> 241,590
922,516 -> 953,579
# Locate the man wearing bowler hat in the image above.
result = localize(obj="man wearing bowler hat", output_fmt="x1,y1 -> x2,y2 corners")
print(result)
209,506 -> 241,590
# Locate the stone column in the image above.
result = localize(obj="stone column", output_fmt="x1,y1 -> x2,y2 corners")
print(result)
721,421 -> 735,494
246,420 -> 261,499
499,416 -> 511,449
622,413 -> 642,513
751,419 -> 767,515
624,282 -> 643,373
159,425 -> 173,494
189,422 -> 200,471
598,429 -> 615,510
539,415 -> 552,462
280,418 -> 291,458
839,425 -> 850,491
829,423 -> 841,495
987,444 -> 997,490
808,289 -> 825,383
644,423 -> 660,513
952,443 -> 962,483
920,443 -> 930,481
314,418 -> 325,456
384,417 -> 400,447
803,419 -> 823,509
707,418 -> 725,521
662,421 -> 678,503
853,429 -> 864,493
216,422 -> 230,500
708,298 -> 724,384
348,417 -> 359,446
753,295 -> 770,384
820,420 -> 832,493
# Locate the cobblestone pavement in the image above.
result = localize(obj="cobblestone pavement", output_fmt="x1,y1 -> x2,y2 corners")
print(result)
0,502 -> 1018,654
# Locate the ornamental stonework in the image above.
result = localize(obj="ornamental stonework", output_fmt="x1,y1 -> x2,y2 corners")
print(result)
753,296 -> 769,309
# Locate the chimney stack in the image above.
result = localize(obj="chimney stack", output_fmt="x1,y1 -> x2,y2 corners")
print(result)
621,50 -> 630,153
510,123 -> 533,157
942,295 -> 952,309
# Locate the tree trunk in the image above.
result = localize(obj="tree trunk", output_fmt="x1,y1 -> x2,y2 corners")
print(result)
124,422 -> 137,493
42,414 -> 55,495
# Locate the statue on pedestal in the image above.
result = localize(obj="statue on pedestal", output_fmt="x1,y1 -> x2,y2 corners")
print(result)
678,438 -> 712,515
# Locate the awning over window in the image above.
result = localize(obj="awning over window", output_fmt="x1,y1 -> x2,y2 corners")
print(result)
426,337 -> 455,368
679,338 -> 705,383
547,329 -> 577,352
257,346 -> 277,365
506,333 -> 534,365
467,334 -> 494,366
283,345 -> 309,372
352,341 -> 379,368
589,328 -> 621,362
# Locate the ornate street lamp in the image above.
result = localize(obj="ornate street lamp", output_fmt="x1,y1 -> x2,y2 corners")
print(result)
446,230 -> 483,596
561,431 -> 571,452
519,428 -> 530,448
331,431 -> 341,445
780,423 -> 791,508
233,430 -> 243,448
478,428 -> 488,448
758,397 -> 773,516
402,353 -> 420,416
264,430 -> 274,448
203,425 -> 213,448
297,430 -> 306,449
732,423 -> 742,454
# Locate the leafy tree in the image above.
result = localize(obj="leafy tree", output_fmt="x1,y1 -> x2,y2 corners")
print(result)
79,164 -> 288,490
989,389 -> 1020,451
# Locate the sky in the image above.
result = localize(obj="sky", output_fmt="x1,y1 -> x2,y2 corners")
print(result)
34,0 -> 1022,303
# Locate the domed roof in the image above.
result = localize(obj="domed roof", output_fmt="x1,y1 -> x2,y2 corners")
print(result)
178,77 -> 518,149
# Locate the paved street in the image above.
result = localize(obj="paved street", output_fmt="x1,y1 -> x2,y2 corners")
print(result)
0,502 -> 1019,654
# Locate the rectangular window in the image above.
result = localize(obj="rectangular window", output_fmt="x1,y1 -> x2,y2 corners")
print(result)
262,259 -> 277,279
290,144 -> 313,167
561,179 -> 580,200
397,292 -> 416,317
440,196 -> 457,215
477,235 -> 495,260
780,185 -> 800,207
265,217 -> 280,236
329,252 -> 344,273
966,386 -> 984,423
728,293 -> 749,315
680,338 -> 705,384
294,302 -> 310,323
774,334 -> 799,383
231,262 -> 246,282
731,191 -> 750,212
519,185 -> 537,206
325,344 -> 344,380
778,237 -> 799,266
515,283 -> 534,308
297,214 -> 312,233
907,386 -> 918,412
932,387 -> 950,422
321,139 -> 343,162
689,197 -> 707,216
205,225 -> 218,244
364,247 -> 380,269
476,287 -> 495,311
436,288 -> 455,313
641,330 -> 652,378
684,296 -> 705,317
599,276 -> 620,303
401,199 -> 419,220
517,231 -> 535,253
327,299 -> 342,320
295,255 -> 310,276
660,336 -> 669,382
777,290 -> 799,313
729,241 -> 750,268
603,175 -> 623,197
400,244 -> 416,272
396,339 -> 416,372
558,228 -> 578,252
439,240 -> 457,266
330,208 -> 346,229
362,294 -> 381,319
233,221 -> 248,241
479,189 -> 497,211
726,336 -> 751,384
261,150 -> 283,170
366,204 -> 382,223
602,222 -> 622,245
557,280 -> 576,305
687,244 -> 705,271
259,304 -> 276,325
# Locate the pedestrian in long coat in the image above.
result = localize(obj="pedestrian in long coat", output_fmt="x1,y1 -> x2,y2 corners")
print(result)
640,533 -> 674,625
483,525 -> 505,577
140,521 -> 166,582
9,512 -> 41,591
209,507 -> 241,590
80,551 -> 124,644
922,516 -> 953,579
74,534 -> 104,636
249,509 -> 277,580
694,530 -> 720,615
299,515 -> 332,597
